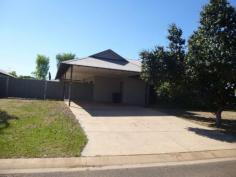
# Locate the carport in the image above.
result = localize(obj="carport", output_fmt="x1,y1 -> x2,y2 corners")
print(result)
55,49 -> 149,106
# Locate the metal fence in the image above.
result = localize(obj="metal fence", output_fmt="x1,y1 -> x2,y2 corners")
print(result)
0,77 -> 93,101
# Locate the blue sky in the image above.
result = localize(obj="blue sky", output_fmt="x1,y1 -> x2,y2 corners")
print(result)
1,0 -> 235,78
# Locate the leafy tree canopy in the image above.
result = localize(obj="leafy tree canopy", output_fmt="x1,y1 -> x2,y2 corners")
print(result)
18,75 -> 35,80
187,0 -> 236,126
56,53 -> 76,67
140,24 -> 186,101
33,54 -> 50,80
167,23 -> 185,62
8,71 -> 17,77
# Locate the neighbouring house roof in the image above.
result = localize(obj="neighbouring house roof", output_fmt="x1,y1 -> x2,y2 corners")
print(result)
0,69 -> 15,78
56,49 -> 142,79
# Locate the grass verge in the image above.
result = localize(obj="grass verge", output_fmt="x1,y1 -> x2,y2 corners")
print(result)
0,98 -> 87,158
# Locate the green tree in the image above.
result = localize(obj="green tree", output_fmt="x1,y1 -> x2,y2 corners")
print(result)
187,0 -> 236,127
167,24 -> 185,78
33,55 -> 50,80
166,24 -> 186,99
56,53 -> 76,67
8,71 -> 17,77
140,24 -> 186,103
167,24 -> 185,63
18,75 -> 35,80
140,46 -> 167,87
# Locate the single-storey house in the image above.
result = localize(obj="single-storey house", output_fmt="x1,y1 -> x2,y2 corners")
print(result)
0,69 -> 15,78
56,49 -> 149,105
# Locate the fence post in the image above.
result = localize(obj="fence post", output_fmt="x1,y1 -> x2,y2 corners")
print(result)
68,65 -> 73,106
6,77 -> 9,97
44,80 -> 47,100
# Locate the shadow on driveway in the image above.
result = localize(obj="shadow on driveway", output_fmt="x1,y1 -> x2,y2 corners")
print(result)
74,101 -> 167,117
188,127 -> 236,143
155,107 -> 236,136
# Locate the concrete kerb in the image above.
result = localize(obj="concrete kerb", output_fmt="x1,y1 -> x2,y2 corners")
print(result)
0,149 -> 236,172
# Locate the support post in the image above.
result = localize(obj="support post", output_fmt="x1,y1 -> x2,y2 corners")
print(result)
68,65 -> 73,106
62,73 -> 66,100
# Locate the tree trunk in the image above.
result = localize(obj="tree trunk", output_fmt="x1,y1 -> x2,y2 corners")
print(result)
215,109 -> 222,128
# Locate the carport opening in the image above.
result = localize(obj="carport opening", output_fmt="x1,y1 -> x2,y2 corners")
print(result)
60,64 -> 148,106
61,65 -> 94,106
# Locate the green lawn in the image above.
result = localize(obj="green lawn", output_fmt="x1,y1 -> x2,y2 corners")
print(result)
0,98 -> 87,158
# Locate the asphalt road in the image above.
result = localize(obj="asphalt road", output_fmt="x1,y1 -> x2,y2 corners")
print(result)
1,159 -> 236,177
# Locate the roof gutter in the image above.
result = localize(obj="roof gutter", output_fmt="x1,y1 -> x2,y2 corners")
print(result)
55,62 -> 141,80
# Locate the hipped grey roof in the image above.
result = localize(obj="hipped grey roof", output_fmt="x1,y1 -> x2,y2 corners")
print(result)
0,69 -> 15,77
56,49 -> 141,79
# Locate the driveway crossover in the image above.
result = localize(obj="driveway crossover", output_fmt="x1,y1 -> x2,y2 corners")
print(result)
68,102 -> 236,156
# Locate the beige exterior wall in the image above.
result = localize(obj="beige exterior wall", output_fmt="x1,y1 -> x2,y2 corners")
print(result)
93,76 -> 146,105
93,76 -> 121,102
122,77 -> 146,105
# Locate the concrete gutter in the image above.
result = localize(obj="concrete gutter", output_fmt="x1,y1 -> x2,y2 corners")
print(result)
0,149 -> 236,173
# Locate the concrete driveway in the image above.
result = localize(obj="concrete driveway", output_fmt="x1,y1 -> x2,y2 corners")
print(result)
68,102 -> 236,157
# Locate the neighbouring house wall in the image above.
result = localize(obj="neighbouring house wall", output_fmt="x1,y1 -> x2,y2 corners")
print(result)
93,76 -> 121,102
122,77 -> 146,105
0,74 -> 9,78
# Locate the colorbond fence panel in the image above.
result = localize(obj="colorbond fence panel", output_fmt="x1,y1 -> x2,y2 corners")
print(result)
0,77 -> 93,101
0,77 -> 7,98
